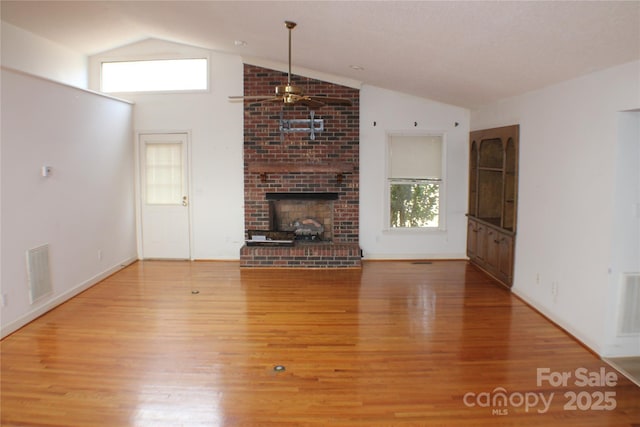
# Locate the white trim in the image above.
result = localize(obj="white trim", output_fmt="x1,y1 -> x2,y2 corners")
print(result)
603,358 -> 640,387
0,66 -> 134,105
0,257 -> 137,339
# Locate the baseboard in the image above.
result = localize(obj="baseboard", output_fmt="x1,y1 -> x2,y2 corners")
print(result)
511,287 -> 601,356
603,357 -> 640,387
0,256 -> 138,339
362,253 -> 467,260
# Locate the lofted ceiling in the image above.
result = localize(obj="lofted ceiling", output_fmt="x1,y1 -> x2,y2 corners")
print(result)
1,1 -> 639,108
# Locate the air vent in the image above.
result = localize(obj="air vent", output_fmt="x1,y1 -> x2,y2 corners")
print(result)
26,244 -> 53,304
618,273 -> 640,336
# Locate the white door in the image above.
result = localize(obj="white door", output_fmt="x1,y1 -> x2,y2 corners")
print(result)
139,133 -> 191,259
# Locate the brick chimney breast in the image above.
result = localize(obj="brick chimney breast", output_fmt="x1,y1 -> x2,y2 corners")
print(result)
241,65 -> 360,268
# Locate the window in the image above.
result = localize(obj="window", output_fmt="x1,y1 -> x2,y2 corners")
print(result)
388,134 -> 444,229
145,143 -> 184,205
101,58 -> 208,93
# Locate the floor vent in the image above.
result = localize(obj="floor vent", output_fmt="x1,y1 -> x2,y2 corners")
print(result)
26,244 -> 53,304
618,273 -> 640,336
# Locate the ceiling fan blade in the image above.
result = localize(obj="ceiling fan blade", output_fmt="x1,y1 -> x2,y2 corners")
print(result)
308,96 -> 352,106
261,97 -> 285,103
297,97 -> 326,109
228,95 -> 281,101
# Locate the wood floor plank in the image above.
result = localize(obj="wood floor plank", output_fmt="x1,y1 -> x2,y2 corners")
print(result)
1,260 -> 639,426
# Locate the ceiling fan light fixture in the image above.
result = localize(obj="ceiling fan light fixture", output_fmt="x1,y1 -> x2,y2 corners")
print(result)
275,84 -> 303,96
349,64 -> 365,71
228,20 -> 352,108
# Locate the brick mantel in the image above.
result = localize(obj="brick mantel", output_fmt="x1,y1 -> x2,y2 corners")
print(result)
247,162 -> 355,173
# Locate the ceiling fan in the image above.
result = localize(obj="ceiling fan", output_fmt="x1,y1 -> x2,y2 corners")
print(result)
229,21 -> 352,109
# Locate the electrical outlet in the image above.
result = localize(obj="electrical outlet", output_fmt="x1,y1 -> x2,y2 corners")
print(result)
97,249 -> 102,261
551,281 -> 559,296
1,294 -> 7,307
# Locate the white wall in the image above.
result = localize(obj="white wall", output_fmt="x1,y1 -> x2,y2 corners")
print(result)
471,61 -> 640,355
1,21 -> 88,88
89,39 -> 245,259
1,68 -> 137,337
604,111 -> 640,357
359,85 -> 470,259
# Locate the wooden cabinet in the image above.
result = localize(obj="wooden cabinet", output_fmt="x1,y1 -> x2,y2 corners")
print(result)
467,125 -> 518,287
466,220 -> 478,259
497,233 -> 514,285
467,216 -> 514,285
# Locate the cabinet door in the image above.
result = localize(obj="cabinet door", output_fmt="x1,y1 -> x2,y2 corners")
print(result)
467,219 -> 478,259
476,224 -> 488,263
497,233 -> 514,285
485,228 -> 499,270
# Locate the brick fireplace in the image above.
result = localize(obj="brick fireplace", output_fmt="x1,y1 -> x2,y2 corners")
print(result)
240,65 -> 360,268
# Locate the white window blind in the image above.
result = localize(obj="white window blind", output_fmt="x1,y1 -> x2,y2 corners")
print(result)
145,143 -> 183,205
389,135 -> 442,180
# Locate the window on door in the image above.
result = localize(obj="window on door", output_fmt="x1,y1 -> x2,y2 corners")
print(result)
387,134 -> 444,229
145,143 -> 184,205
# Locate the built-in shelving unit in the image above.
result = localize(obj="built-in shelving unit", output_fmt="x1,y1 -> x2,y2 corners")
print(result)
467,125 -> 519,287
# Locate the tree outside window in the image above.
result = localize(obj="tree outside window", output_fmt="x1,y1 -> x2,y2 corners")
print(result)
390,181 -> 439,227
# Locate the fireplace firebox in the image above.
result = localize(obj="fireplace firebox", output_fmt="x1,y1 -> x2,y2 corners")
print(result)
268,192 -> 337,242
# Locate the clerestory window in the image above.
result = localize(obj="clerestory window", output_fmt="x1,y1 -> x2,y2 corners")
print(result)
100,58 -> 208,93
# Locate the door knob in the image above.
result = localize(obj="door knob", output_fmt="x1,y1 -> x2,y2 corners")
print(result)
182,196 -> 188,206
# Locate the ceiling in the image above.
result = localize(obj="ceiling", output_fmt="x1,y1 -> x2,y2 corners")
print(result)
1,1 -> 639,108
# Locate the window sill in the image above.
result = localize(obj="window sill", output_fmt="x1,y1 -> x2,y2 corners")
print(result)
383,227 -> 447,234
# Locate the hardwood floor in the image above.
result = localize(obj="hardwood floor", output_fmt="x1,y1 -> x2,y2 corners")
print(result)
2,260 -> 639,426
